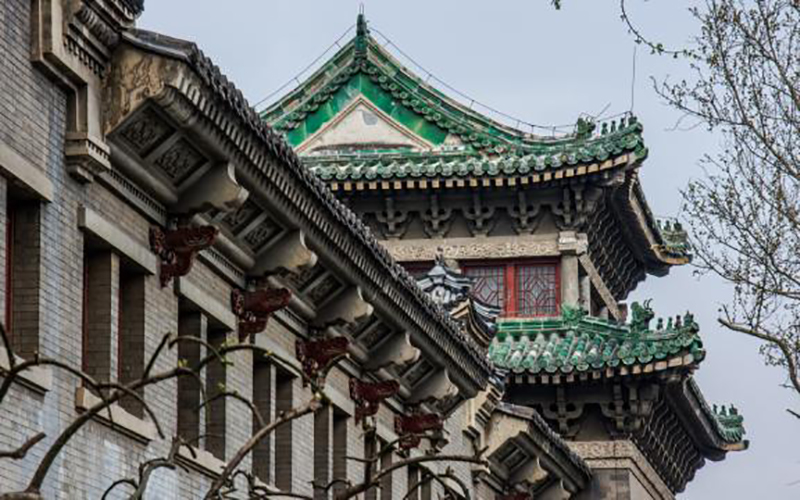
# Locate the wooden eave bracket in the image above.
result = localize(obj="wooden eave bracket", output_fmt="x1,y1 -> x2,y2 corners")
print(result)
253,229 -> 318,276
312,286 -> 373,327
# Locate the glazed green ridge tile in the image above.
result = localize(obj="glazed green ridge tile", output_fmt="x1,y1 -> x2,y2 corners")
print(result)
488,303 -> 706,375
688,379 -> 746,444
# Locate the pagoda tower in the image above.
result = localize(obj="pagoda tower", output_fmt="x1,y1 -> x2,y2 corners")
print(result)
263,14 -> 746,499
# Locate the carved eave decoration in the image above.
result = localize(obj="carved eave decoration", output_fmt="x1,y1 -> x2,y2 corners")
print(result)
102,29 -> 491,401
483,404 -> 591,499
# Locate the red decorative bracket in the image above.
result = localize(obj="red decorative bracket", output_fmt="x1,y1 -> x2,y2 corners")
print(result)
231,288 -> 292,340
395,412 -> 443,449
350,379 -> 401,423
150,225 -> 218,287
296,337 -> 349,384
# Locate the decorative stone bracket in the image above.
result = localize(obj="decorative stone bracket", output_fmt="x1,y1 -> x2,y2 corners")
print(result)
407,368 -> 458,405
231,287 -> 292,340
150,225 -> 218,287
395,412 -> 444,450
312,286 -> 373,327
350,378 -> 400,423
363,331 -> 420,371
172,162 -> 249,215
421,193 -> 452,238
252,230 -> 318,276
296,336 -> 349,385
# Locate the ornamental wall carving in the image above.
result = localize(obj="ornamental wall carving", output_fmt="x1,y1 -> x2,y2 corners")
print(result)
382,235 -> 560,262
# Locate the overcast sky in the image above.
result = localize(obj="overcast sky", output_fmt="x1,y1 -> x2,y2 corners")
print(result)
140,2 -> 798,498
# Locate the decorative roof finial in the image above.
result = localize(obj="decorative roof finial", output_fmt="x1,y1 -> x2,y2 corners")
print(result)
355,6 -> 369,58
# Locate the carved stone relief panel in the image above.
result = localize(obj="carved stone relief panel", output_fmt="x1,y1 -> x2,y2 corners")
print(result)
221,199 -> 262,234
153,138 -> 206,184
118,107 -> 174,155
243,218 -> 281,251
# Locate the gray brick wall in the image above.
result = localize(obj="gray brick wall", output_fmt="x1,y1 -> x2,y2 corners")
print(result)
0,0 -> 484,498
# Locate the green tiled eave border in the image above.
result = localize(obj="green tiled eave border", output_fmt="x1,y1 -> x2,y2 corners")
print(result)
488,307 -> 706,375
282,74 -> 450,148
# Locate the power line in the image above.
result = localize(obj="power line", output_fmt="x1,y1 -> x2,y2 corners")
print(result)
255,21 -> 633,136
252,24 -> 356,111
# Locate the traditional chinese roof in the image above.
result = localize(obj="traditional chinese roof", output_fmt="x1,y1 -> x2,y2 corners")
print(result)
260,14 -> 691,274
305,124 -> 644,184
416,253 -> 501,351
488,303 -> 747,460
488,304 -> 705,376
262,15 -> 646,168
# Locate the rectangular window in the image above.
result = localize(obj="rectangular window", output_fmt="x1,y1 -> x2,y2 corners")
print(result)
82,242 -> 147,418
6,199 -> 42,359
177,311 -> 206,446
463,260 -> 559,317
407,465 -> 420,500
332,409 -> 348,498
379,437 -> 392,500
364,433 -> 378,500
252,360 -> 273,484
420,469 -> 432,500
206,327 -> 228,460
118,270 -> 146,417
464,265 -> 505,309
275,367 -> 295,491
314,406 -> 332,500
82,251 -> 119,382
516,264 -> 558,316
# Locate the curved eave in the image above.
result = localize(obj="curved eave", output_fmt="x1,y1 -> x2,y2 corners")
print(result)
305,146 -> 643,191
613,169 -> 692,274
668,378 -> 748,459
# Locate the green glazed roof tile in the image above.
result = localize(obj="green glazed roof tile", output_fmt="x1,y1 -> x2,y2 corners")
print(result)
489,303 -> 705,375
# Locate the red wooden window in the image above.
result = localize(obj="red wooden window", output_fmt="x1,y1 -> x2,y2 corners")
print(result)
463,261 -> 559,317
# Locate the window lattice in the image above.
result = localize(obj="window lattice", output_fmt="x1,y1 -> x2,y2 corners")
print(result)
516,264 -> 558,316
464,266 -> 505,309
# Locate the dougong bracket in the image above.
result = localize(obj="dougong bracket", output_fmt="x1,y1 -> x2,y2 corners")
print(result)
231,287 -> 292,340
150,225 -> 218,287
